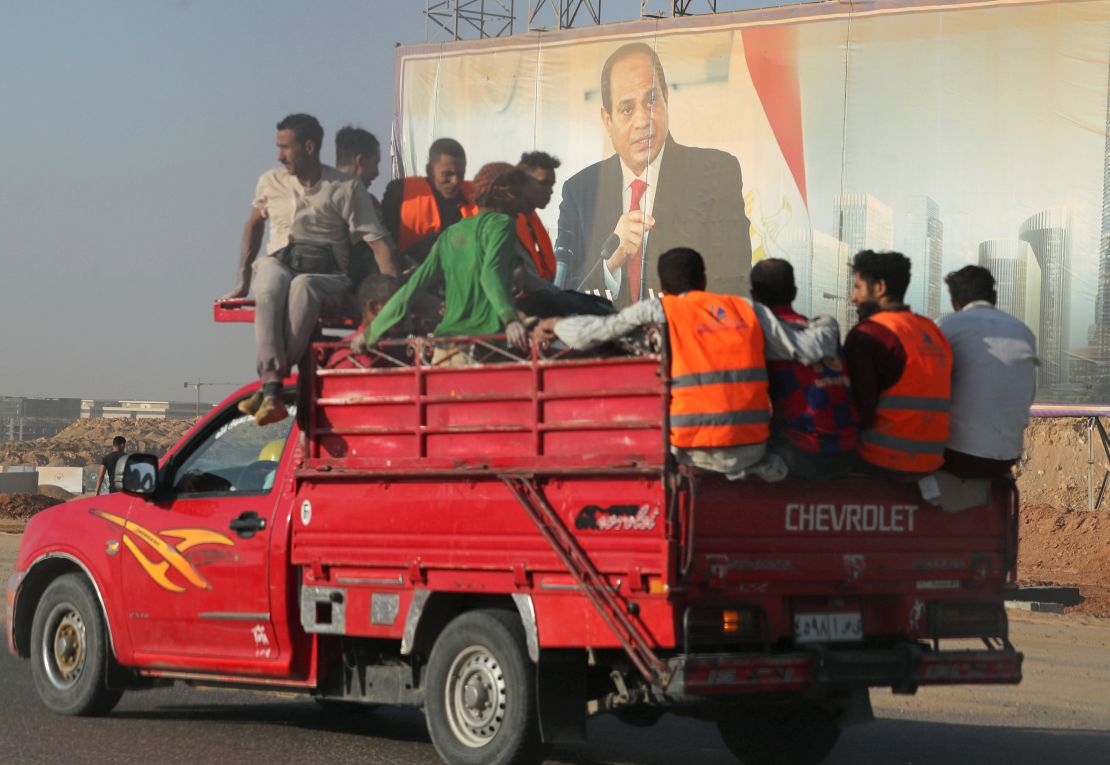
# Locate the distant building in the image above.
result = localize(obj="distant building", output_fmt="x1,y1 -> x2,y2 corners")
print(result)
1068,347 -> 1100,395
0,396 -> 81,443
778,226 -> 814,315
903,196 -> 944,319
81,400 -> 206,420
1019,207 -> 1072,395
810,230 -> 852,335
977,239 -> 1041,346
1093,57 -> 1110,389
833,193 -> 893,330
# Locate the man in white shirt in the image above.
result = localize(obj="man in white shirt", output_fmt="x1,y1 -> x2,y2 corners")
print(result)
535,248 -> 840,479
938,265 -> 1037,477
221,113 -> 396,425
554,43 -> 751,307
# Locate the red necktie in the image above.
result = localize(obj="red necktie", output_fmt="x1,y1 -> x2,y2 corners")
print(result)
627,178 -> 648,302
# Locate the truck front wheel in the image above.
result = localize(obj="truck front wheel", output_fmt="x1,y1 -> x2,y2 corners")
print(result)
424,609 -> 543,765
30,573 -> 123,716
716,704 -> 840,765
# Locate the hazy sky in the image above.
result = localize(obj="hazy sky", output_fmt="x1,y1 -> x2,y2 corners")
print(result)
1,0 -> 795,405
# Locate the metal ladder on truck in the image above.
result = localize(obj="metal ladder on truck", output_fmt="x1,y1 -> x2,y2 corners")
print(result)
502,476 -> 672,689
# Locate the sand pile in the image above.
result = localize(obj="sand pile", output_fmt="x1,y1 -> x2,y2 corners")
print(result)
0,417 -> 198,467
1018,505 -> 1110,617
0,493 -> 64,521
1014,417 -> 1110,512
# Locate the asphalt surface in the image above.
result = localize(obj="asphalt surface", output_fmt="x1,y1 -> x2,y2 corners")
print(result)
3,530 -> 1110,765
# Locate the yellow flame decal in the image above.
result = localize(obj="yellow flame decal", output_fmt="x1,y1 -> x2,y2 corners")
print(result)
162,528 -> 235,552
121,536 -> 186,593
91,509 -> 235,593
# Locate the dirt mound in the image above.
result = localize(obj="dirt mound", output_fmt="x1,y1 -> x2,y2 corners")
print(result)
1018,505 -> 1110,617
1015,418 -> 1107,512
0,417 -> 198,467
0,493 -> 65,521
36,485 -> 75,501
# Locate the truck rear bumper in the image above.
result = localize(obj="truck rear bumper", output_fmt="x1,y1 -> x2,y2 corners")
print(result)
666,645 -> 1023,698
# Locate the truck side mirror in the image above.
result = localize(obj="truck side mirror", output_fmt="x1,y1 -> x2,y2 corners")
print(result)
120,454 -> 159,496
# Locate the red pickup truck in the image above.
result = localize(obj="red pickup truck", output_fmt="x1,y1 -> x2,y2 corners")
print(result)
6,316 -> 1022,765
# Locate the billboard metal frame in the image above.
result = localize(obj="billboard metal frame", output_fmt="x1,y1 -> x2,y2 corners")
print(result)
426,0 -> 727,40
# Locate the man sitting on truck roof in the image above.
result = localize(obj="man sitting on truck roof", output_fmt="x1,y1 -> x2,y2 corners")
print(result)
355,162 -> 531,357
534,248 -> 840,479
844,250 -> 952,478
750,258 -> 859,480
220,113 -> 398,426
380,138 -> 478,266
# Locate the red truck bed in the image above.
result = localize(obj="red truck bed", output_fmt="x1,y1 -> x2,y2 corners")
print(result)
294,335 -> 1020,692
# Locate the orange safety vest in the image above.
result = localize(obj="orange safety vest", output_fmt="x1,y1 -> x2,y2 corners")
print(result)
516,211 -> 557,282
662,291 -> 771,449
858,310 -> 952,474
397,177 -> 478,252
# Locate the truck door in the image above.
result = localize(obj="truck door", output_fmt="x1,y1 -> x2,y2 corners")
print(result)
116,397 -> 295,669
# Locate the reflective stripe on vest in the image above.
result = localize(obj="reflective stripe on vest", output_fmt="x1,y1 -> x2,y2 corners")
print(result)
662,292 -> 770,449
516,211 -> 557,281
858,311 -> 952,473
398,178 -> 478,252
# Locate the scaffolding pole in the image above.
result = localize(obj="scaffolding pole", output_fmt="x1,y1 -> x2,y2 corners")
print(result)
528,0 -> 602,30
425,0 -> 516,41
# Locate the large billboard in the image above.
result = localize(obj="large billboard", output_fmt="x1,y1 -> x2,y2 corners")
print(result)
394,0 -> 1110,405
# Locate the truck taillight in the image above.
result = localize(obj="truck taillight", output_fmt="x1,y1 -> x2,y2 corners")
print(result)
927,601 -> 1006,639
684,605 -> 766,648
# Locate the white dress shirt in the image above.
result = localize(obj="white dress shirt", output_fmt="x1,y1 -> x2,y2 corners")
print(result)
938,301 -> 1037,460
602,145 -> 666,297
554,295 -> 841,475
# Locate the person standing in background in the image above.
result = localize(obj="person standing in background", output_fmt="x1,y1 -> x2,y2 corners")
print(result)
93,436 -> 126,494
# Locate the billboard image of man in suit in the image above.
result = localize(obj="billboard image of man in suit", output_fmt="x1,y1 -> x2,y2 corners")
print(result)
555,42 -> 753,306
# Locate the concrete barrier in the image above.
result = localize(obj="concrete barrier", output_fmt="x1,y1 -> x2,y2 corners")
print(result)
35,466 -> 84,494
0,472 -> 38,493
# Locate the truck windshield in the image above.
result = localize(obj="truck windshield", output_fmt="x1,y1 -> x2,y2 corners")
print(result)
171,400 -> 296,495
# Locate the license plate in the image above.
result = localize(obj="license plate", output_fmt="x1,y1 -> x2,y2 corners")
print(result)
793,612 -> 863,643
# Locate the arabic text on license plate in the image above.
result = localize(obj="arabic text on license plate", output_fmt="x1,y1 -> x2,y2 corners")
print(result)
793,612 -> 863,643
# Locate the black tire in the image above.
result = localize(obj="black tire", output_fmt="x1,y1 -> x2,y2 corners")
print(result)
424,609 -> 543,765
716,705 -> 840,765
29,573 -> 123,716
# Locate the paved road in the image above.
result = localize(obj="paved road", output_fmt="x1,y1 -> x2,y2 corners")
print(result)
3,529 -> 1109,765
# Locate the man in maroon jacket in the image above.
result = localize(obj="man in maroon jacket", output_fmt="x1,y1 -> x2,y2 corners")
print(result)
750,259 -> 858,479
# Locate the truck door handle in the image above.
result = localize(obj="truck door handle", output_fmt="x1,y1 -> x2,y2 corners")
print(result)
229,511 -> 267,539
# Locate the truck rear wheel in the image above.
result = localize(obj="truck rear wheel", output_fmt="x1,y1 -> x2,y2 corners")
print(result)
424,609 -> 542,765
30,573 -> 123,716
715,705 -> 840,765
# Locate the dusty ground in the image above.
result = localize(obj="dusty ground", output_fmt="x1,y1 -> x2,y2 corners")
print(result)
1014,417 -> 1109,512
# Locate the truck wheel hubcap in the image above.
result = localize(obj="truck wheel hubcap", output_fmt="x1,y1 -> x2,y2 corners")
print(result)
43,607 -> 86,689
445,646 -> 506,747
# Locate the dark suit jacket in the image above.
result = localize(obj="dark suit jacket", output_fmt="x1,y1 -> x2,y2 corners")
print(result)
555,136 -> 752,307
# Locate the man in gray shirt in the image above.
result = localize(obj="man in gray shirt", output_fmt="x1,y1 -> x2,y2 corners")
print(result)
222,114 -> 396,425
938,266 -> 1037,477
